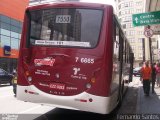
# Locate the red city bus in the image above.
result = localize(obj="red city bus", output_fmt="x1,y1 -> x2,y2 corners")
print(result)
17,2 -> 134,114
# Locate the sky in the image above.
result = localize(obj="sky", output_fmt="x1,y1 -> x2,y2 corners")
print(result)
80,0 -> 116,8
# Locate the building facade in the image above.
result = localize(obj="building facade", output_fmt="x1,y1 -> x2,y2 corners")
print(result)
115,0 -> 158,66
0,0 -> 29,72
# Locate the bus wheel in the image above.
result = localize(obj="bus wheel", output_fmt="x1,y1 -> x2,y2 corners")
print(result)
121,80 -> 124,95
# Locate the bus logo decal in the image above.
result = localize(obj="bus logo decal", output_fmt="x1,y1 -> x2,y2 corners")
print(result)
73,67 -> 80,75
34,57 -> 55,66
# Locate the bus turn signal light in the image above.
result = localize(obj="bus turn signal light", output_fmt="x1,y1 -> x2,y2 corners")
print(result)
25,71 -> 30,76
91,77 -> 96,83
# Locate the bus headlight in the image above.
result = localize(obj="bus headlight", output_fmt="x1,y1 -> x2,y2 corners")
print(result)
28,76 -> 32,82
86,83 -> 91,89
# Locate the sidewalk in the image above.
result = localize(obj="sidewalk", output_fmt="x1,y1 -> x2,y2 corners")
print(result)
136,80 -> 160,113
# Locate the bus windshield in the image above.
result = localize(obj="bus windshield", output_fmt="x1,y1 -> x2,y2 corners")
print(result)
29,8 -> 103,48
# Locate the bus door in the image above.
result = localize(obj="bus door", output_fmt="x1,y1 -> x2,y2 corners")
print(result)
110,18 -> 122,101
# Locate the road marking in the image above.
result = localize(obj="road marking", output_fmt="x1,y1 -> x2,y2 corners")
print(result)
19,105 -> 42,113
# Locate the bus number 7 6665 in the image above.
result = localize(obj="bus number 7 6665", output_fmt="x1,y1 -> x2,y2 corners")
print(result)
75,57 -> 94,64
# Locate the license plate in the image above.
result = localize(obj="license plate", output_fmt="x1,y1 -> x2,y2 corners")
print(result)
49,83 -> 65,90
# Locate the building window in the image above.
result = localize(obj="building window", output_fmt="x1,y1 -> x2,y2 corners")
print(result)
136,1 -> 143,6
0,15 -> 10,24
0,14 -> 22,50
0,35 -> 10,46
137,31 -> 143,35
121,17 -> 125,22
130,30 -> 135,35
126,23 -> 133,28
138,38 -> 143,42
119,0 -> 124,2
11,38 -> 19,49
136,9 -> 143,13
124,16 -> 132,22
119,4 -> 121,9
130,9 -> 134,14
0,29 -> 10,36
121,3 -> 124,8
151,38 -> 156,42
121,11 -> 125,15
11,25 -> 21,33
138,46 -> 142,50
122,24 -> 126,29
129,1 -> 134,7
11,31 -> 19,39
138,53 -> 143,58
129,38 -> 135,43
11,19 -> 21,28
131,46 -> 136,51
0,22 -> 10,30
124,2 -> 129,7
19,34 -> 21,39
125,10 -> 129,14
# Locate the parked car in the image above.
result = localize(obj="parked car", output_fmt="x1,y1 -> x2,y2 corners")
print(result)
0,68 -> 13,85
133,67 -> 141,76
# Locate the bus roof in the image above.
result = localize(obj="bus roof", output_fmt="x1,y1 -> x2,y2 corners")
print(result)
27,1 -> 113,11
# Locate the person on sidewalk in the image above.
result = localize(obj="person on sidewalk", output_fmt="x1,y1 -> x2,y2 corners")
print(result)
151,63 -> 156,93
140,61 -> 152,96
156,63 -> 160,87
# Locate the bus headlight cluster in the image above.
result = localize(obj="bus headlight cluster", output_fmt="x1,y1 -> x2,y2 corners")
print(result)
28,76 -> 32,82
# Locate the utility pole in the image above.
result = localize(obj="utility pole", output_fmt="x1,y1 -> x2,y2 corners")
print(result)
142,38 -> 145,62
144,25 -> 153,66
148,25 -> 153,66
149,38 -> 153,65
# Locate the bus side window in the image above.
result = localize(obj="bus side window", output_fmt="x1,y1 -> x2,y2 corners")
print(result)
115,25 -> 120,61
119,33 -> 123,62
123,39 -> 126,63
112,17 -> 120,61
111,19 -> 120,94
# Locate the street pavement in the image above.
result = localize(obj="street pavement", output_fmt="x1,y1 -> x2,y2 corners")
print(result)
128,76 -> 160,114
119,76 -> 160,115
1,76 -> 160,120
0,86 -> 54,120
136,79 -> 160,114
